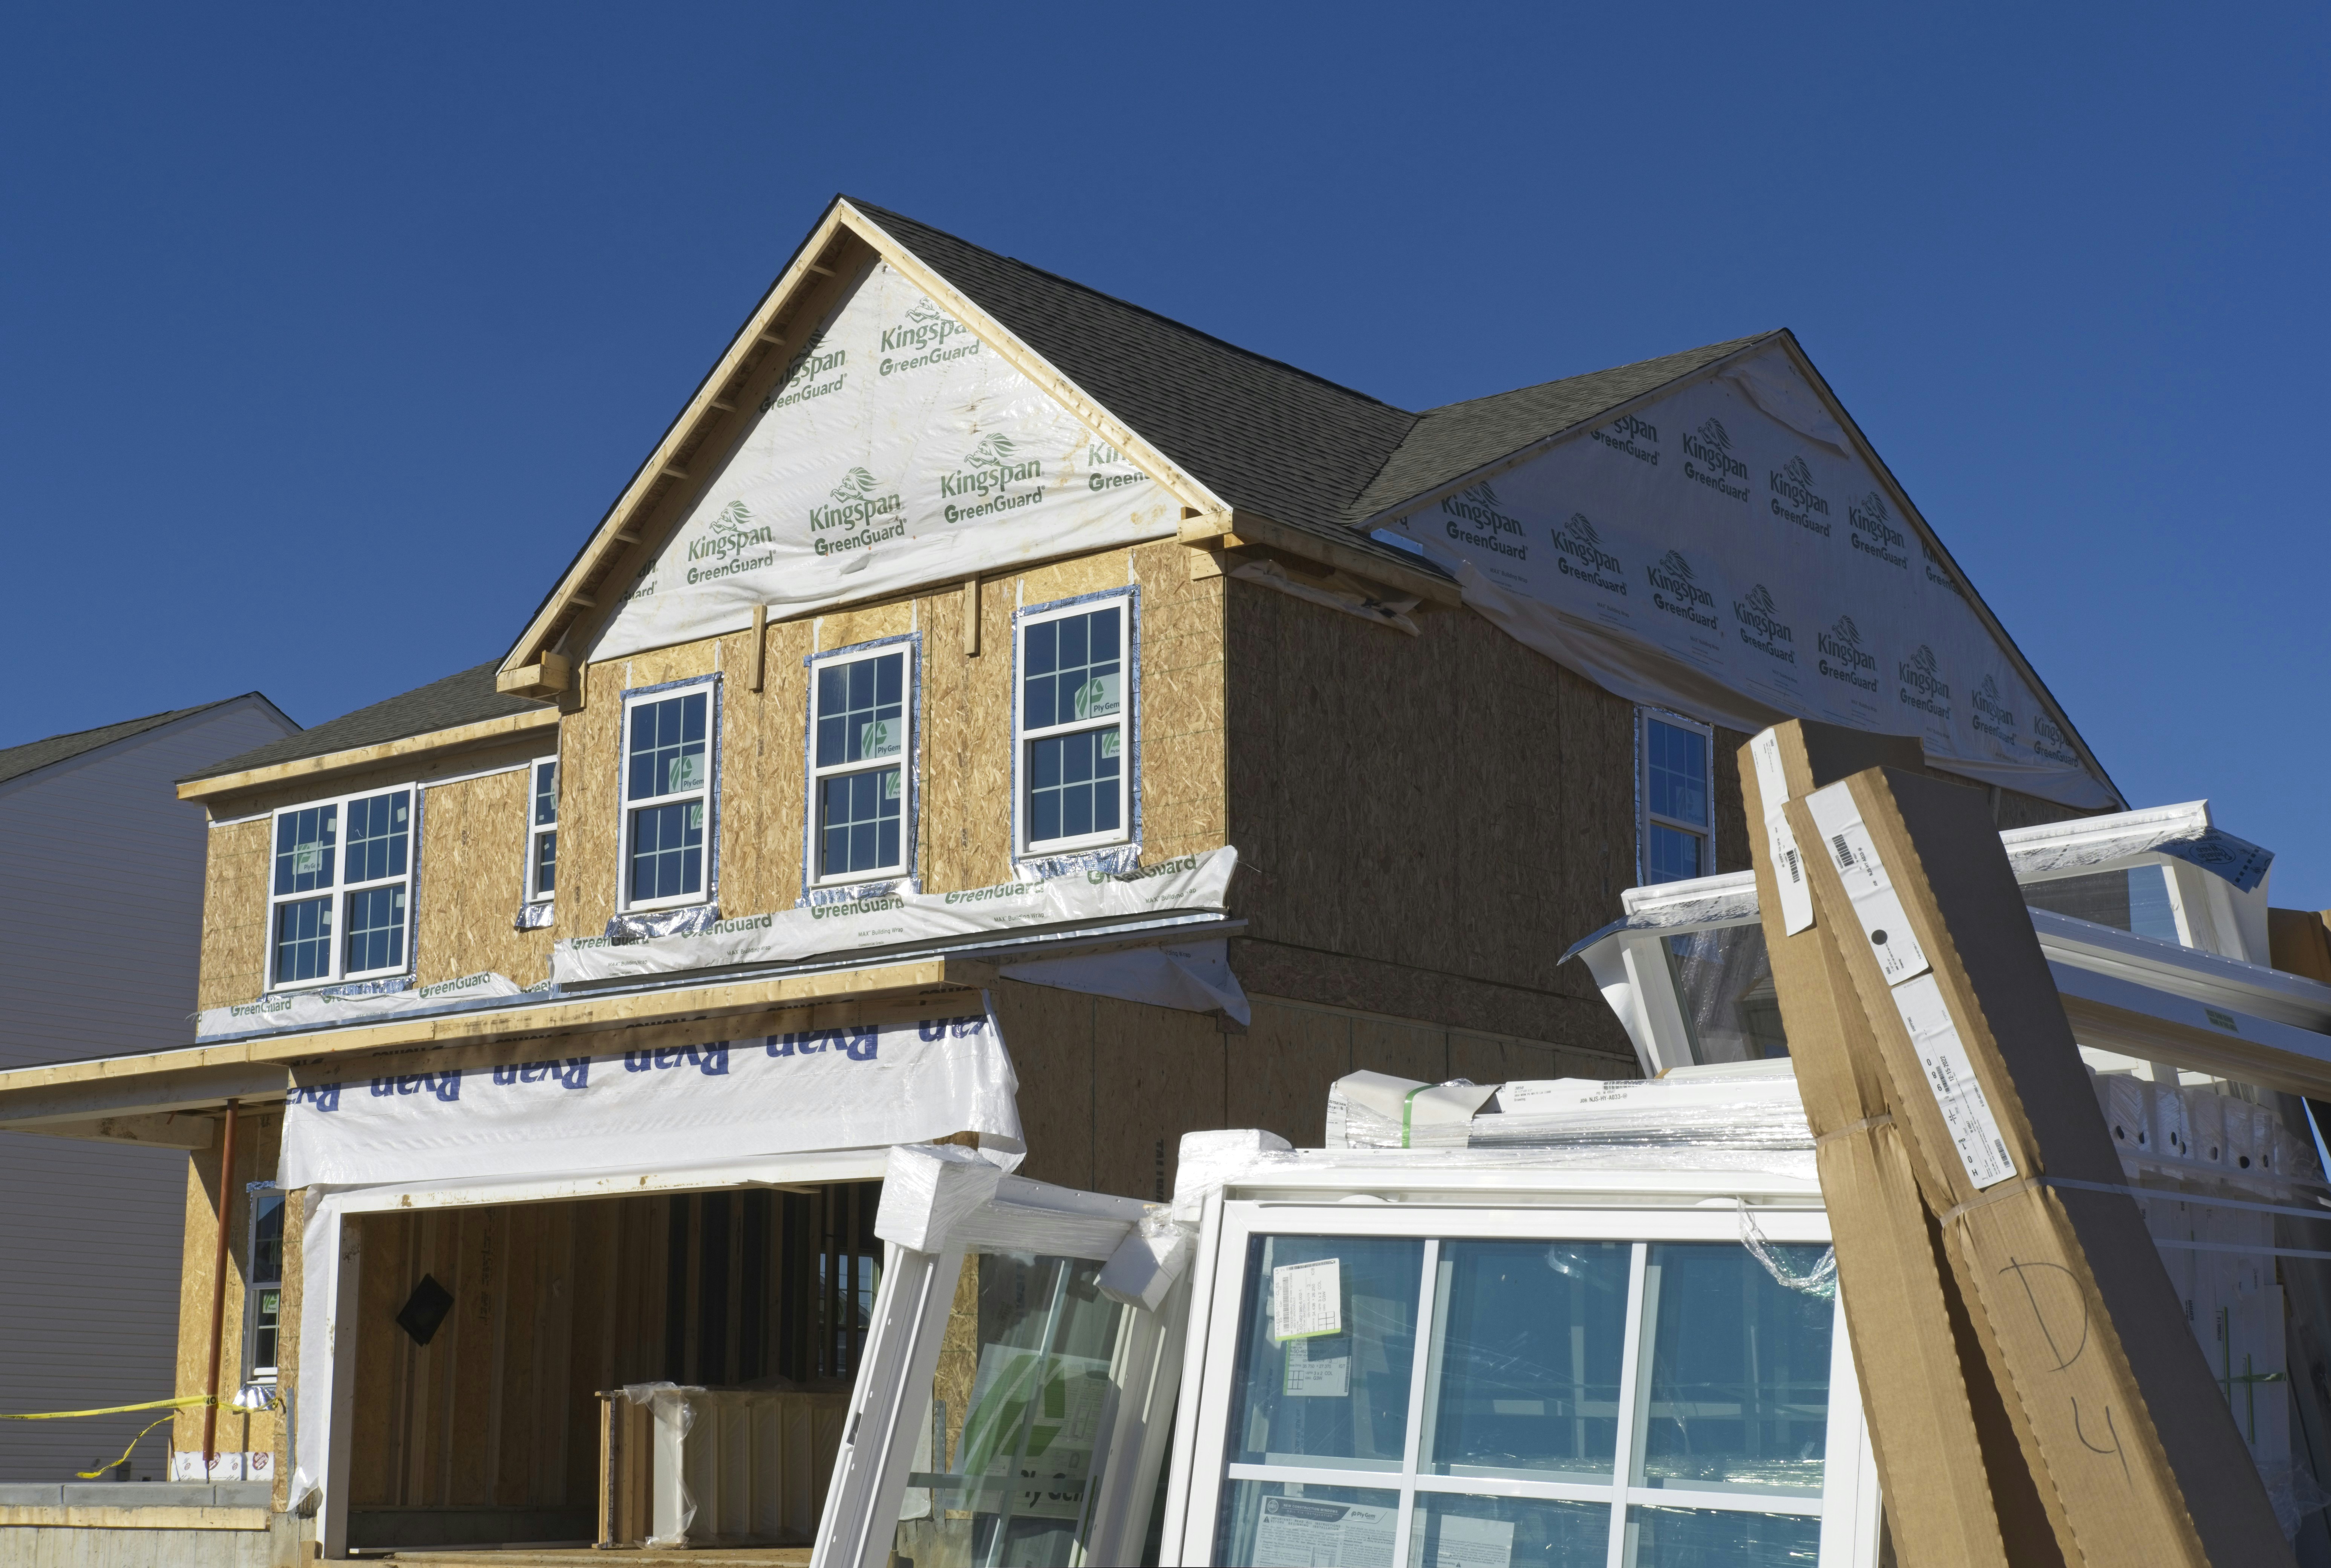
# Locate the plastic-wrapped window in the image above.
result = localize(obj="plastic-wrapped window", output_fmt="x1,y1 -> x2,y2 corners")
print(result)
1662,926 -> 1789,1066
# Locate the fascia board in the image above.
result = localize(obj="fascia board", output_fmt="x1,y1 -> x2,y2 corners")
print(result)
1766,332 -> 2124,808
1351,333 -> 1784,533
176,706 -> 559,801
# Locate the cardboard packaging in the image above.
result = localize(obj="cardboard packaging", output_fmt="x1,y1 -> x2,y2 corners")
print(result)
1783,756 -> 2291,1566
1743,723 -> 2042,1568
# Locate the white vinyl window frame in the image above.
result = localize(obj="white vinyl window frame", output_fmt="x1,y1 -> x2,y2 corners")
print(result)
804,635 -> 919,892
617,676 -> 720,913
244,1181 -> 285,1384
525,755 -> 559,905
1014,589 -> 1137,859
263,783 -> 418,992
813,1181 -> 1185,1568
1170,1197 -> 1878,1568
1637,707 -> 1715,886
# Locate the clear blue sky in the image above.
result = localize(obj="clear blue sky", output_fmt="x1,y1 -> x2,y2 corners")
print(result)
5,5 -> 2325,905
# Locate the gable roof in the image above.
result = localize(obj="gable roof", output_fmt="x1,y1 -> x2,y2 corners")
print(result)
181,662 -> 545,783
0,697 -> 286,789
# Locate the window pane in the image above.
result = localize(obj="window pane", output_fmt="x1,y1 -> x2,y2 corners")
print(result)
1646,719 -> 1709,828
628,692 -> 708,800
343,790 -> 410,884
2021,865 -> 2183,945
819,768 -> 902,878
533,760 -> 558,826
273,805 -> 337,895
533,830 -> 557,897
1226,1236 -> 1423,1471
1026,728 -> 1120,846
252,1289 -> 281,1374
1215,1480 -> 1400,1568
1662,927 -> 1789,1065
273,897 -> 332,984
629,800 -> 704,902
1425,1240 -> 1629,1482
251,1193 -> 285,1284
1023,607 -> 1121,730
1636,1243 -> 1832,1497
343,884 -> 407,974
818,652 -> 905,767
1645,823 -> 1703,884
1409,1492 -> 1611,1568
1624,1505 -> 1821,1566
892,1252 -> 1126,1568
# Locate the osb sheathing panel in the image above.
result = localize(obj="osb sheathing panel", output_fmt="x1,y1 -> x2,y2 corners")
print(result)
1224,577 -> 1637,1019
198,819 -> 270,1011
172,1110 -> 283,1459
559,540 -> 1223,940
413,766 -> 556,988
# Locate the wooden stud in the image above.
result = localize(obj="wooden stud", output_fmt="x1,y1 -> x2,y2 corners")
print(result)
569,592 -> 597,610
750,603 -> 767,692
962,577 -> 980,657
614,530 -> 641,545
709,398 -> 737,413
659,465 -> 688,481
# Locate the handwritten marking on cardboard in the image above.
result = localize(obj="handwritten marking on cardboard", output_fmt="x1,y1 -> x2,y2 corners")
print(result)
1750,728 -> 1815,935
1271,1257 -> 1342,1341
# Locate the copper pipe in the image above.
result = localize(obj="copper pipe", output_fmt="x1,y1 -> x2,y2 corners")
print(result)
201,1098 -> 240,1470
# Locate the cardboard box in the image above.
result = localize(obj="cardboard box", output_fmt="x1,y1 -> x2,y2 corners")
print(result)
1783,759 -> 2290,1566
1744,723 -> 2036,1568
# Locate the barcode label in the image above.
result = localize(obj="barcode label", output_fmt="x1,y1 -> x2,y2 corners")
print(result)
1831,834 -> 1853,870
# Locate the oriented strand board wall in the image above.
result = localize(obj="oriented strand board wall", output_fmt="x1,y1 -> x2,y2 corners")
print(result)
197,819 -> 271,1011
558,539 -> 1224,938
171,1111 -> 283,1462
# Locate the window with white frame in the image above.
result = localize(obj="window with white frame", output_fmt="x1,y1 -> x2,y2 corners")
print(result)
808,640 -> 913,885
1639,709 -> 1713,885
244,1184 -> 285,1381
266,786 -> 414,989
621,684 -> 712,910
526,757 -> 558,903
1017,595 -> 1130,855
1181,1200 -> 1871,1568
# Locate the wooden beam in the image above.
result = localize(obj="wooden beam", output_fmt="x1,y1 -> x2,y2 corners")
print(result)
962,577 -> 980,657
750,603 -> 768,691
179,706 -> 561,801
659,465 -> 688,481
496,653 -> 571,701
5,1112 -> 214,1148
1177,509 -> 1460,607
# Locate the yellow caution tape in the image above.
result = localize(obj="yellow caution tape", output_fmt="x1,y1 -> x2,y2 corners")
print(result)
0,1394 -> 214,1420
74,1414 -> 181,1479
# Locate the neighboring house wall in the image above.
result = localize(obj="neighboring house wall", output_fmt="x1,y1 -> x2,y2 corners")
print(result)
0,699 -> 297,1482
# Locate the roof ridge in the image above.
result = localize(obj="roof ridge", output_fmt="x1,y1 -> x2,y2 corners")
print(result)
2,696 -> 236,754
845,198 -> 1422,422
1411,332 -> 1780,420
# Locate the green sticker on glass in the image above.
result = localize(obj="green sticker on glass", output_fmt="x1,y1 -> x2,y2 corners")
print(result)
884,770 -> 902,800
861,718 -> 901,759
1074,673 -> 1121,720
1099,730 -> 1121,760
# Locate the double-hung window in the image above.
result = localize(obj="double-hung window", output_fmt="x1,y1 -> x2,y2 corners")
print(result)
1178,1195 -> 1874,1566
1639,709 -> 1713,884
1017,595 -> 1131,855
621,686 -> 713,910
266,786 -> 414,989
526,757 -> 559,902
244,1184 -> 284,1382
807,640 -> 913,886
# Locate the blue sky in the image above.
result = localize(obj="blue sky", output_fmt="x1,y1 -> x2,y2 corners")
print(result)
4,4 -> 2325,904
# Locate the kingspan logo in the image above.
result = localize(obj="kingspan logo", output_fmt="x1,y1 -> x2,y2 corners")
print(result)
1646,548 -> 1718,630
2032,712 -> 2078,766
1816,614 -> 1880,692
1847,490 -> 1907,567
1438,480 -> 1528,560
1921,539 -> 1965,597
1551,511 -> 1625,594
1589,412 -> 1660,467
1769,454 -> 1832,536
1898,643 -> 1952,720
940,435 -> 1047,524
761,330 -> 848,413
809,467 -> 907,559
1731,582 -> 1795,662
880,301 -> 979,376
1972,674 -> 2017,741
684,499 -> 778,586
1680,418 -> 1750,501
1086,440 -> 1152,495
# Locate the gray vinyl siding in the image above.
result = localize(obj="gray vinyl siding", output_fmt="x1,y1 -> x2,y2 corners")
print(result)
0,700 -> 298,1481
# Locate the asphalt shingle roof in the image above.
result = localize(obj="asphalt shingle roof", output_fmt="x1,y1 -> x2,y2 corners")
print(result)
850,201 -> 1767,567
0,699 -> 267,788
181,662 -> 546,782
